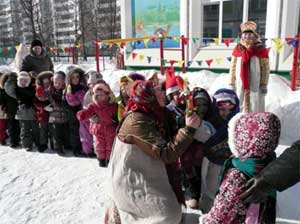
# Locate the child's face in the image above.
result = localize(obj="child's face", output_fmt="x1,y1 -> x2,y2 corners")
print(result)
54,78 -> 64,90
218,107 -> 232,120
120,84 -> 130,104
94,88 -> 110,103
171,91 -> 181,105
42,78 -> 51,89
194,98 -> 209,119
19,78 -> 29,87
71,73 -> 80,85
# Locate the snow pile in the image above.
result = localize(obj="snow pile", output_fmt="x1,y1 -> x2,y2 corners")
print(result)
0,67 -> 300,223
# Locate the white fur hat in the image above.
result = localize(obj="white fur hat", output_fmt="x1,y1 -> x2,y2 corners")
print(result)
17,71 -> 31,87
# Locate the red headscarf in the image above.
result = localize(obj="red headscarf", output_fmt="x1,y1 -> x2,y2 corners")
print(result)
126,80 -> 164,122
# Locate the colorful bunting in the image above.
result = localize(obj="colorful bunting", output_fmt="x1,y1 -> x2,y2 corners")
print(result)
272,38 -> 284,52
187,61 -> 192,67
226,56 -> 232,62
131,52 -> 138,60
223,38 -> 232,47
197,60 -> 203,66
173,36 -> 180,42
169,60 -> 177,66
161,59 -> 167,66
192,37 -> 199,44
138,54 -> 144,60
143,39 -> 150,48
147,56 -> 152,64
215,57 -> 222,64
205,59 -> 213,67
182,37 -> 189,45
151,37 -> 156,43
177,60 -> 184,66
213,38 -> 219,45
203,38 -> 209,46
261,38 -> 267,45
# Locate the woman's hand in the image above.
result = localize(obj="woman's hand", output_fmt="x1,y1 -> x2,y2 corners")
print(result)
185,112 -> 201,129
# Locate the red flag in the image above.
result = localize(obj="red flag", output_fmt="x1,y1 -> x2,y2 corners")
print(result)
182,37 -> 189,45
64,47 -> 70,53
151,37 -> 156,43
169,60 -> 177,66
120,42 -> 126,48
132,52 -> 138,59
205,59 -> 213,67
2,47 -> 8,53
223,38 -> 232,47
266,47 -> 271,53
285,37 -> 293,45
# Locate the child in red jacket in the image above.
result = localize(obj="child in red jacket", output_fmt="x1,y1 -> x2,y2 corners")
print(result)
77,82 -> 118,167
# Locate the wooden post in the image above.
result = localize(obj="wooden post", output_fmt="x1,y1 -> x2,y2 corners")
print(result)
71,46 -> 76,64
181,35 -> 186,73
95,41 -> 100,72
159,38 -> 164,75
291,34 -> 299,91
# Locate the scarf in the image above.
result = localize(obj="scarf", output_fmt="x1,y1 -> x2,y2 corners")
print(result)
233,44 -> 269,90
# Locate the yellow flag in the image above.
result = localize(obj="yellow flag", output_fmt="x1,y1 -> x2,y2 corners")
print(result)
215,57 -> 223,64
15,45 -> 20,51
116,42 -> 122,48
213,38 -> 219,45
61,48 -> 65,53
143,39 -> 150,48
177,60 -> 184,66
272,38 -> 283,52
173,36 -> 180,42
138,54 -> 144,60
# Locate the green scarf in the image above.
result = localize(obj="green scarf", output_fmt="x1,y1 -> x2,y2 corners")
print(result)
220,154 -> 276,198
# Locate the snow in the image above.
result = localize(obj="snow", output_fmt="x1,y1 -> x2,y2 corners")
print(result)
0,62 -> 300,223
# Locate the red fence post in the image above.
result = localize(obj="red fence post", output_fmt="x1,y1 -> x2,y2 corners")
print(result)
181,35 -> 186,73
72,46 -> 76,64
291,34 -> 299,91
95,41 -> 100,72
159,38 -> 165,75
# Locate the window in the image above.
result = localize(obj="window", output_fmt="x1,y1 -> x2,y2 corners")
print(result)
248,0 -> 267,35
223,0 -> 243,38
203,4 -> 219,38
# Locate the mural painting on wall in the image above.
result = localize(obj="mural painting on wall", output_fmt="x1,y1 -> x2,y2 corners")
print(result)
132,0 -> 180,48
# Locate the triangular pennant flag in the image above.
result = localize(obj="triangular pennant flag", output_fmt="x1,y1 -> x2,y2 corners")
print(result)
130,41 -> 135,48
290,38 -> 298,48
182,37 -> 189,45
266,47 -> 271,53
109,43 -> 114,49
226,56 -> 232,62
205,59 -> 213,67
120,42 -> 126,48
116,42 -> 122,48
126,51 -> 131,58
197,60 -> 202,66
3,47 -> 8,53
187,61 -> 192,67
131,52 -> 138,60
169,60 -> 177,66
162,59 -> 167,66
173,36 -> 180,42
151,37 -> 156,43
203,38 -> 209,46
15,45 -> 20,51
147,56 -> 152,64
177,60 -> 184,66
272,38 -> 283,52
192,37 -> 199,44
215,57 -> 222,64
61,48 -> 65,53
138,54 -> 144,60
143,38 -> 150,48
223,38 -> 232,47
8,46 -> 13,51
261,38 -> 268,45
0,47 -> 2,54
285,37 -> 293,45
213,38 -> 219,45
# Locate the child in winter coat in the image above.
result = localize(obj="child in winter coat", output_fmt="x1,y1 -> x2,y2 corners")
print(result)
46,71 -> 69,155
5,71 -> 39,151
77,82 -> 118,167
81,70 -> 103,156
200,112 -> 280,224
34,71 -> 53,152
200,88 -> 240,213
1,72 -> 20,148
181,87 -> 215,209
65,68 -> 87,156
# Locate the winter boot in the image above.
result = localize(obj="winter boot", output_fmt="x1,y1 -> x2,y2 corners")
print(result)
98,159 -> 106,167
186,177 -> 201,209
105,159 -> 109,167
38,144 -> 48,152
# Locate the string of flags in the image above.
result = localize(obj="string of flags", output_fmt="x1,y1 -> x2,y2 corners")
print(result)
0,36 -> 299,57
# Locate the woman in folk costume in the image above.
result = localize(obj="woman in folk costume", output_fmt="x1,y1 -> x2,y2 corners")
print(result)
200,112 -> 280,224
229,21 -> 270,112
106,80 -> 201,224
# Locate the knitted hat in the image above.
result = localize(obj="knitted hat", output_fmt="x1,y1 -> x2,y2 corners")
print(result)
17,71 -> 31,87
31,39 -> 43,49
240,21 -> 257,33
54,71 -> 66,81
128,72 -> 145,81
86,70 -> 103,85
165,67 -> 180,95
228,112 -> 281,159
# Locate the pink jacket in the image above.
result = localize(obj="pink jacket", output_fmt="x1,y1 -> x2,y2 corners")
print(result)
65,89 -> 86,107
77,102 -> 118,135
